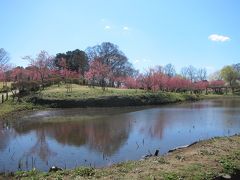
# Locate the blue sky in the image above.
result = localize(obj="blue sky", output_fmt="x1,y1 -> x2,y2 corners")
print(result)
1,0 -> 239,74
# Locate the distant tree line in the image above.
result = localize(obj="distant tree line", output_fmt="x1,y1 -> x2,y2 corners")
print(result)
0,42 -> 240,97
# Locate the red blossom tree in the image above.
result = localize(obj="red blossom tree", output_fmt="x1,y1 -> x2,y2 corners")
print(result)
23,51 -> 54,89
193,81 -> 209,94
58,58 -> 79,81
122,77 -> 139,89
85,59 -> 112,90
208,80 -> 226,94
209,80 -> 225,87
10,67 -> 29,82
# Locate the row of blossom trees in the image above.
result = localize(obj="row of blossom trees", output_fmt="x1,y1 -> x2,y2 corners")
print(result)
122,67 -> 225,93
0,44 -> 229,96
10,51 -> 80,93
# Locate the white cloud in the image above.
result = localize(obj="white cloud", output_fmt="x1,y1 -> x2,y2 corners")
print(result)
123,26 -> 129,31
208,34 -> 230,42
104,25 -> 111,30
133,59 -> 140,64
133,59 -> 150,65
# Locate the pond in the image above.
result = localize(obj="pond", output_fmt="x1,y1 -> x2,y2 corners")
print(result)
0,98 -> 240,172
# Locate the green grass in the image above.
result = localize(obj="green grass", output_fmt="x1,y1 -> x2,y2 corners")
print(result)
1,84 -> 200,117
219,150 -> 240,174
39,84 -> 199,102
74,167 -> 95,177
40,84 -> 145,100
0,100 -> 36,118
34,84 -> 200,108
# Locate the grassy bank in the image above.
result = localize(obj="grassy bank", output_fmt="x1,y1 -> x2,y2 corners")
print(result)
0,100 -> 37,119
1,135 -> 239,180
2,84 -> 238,118
1,84 -> 239,118
0,84 -> 199,119
31,84 -> 199,108
201,93 -> 240,99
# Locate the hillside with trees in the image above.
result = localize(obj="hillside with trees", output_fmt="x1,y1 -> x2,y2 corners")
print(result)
0,42 -> 240,105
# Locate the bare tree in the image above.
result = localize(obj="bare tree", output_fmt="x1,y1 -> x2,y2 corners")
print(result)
181,65 -> 197,82
180,67 -> 188,79
86,42 -> 135,86
0,49 -> 11,87
155,65 -> 164,73
0,48 -> 10,69
233,63 -> 240,73
208,70 -> 222,81
233,63 -> 240,80
164,63 -> 176,77
197,68 -> 207,81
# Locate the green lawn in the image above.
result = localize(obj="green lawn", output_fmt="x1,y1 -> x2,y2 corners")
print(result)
0,100 -> 35,118
40,84 -> 146,100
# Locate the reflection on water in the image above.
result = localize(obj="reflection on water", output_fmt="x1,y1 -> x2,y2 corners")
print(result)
0,99 -> 240,172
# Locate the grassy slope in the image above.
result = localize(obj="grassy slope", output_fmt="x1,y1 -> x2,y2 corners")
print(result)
40,84 -> 147,99
0,84 -> 198,118
0,85 -> 146,118
2,83 -> 238,118
42,84 -> 240,101
2,135 -> 240,180
33,84 -> 199,108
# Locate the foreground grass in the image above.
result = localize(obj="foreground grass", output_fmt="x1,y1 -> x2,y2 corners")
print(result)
1,135 -> 240,180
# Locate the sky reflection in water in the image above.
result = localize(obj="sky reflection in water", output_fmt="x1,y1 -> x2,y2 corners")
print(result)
0,99 -> 240,172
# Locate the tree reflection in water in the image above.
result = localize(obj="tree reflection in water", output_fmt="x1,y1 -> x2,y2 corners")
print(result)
0,121 -> 12,151
25,129 -> 57,162
13,113 -> 132,160
1,99 -> 240,172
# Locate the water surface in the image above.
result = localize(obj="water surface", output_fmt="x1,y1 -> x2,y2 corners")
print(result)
0,98 -> 240,172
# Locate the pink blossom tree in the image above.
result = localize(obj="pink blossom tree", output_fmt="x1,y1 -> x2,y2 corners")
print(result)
209,80 -> 225,87
209,80 -> 226,94
193,81 -> 209,94
23,51 -> 54,89
0,69 -> 4,81
122,77 -> 139,89
85,59 -> 112,90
